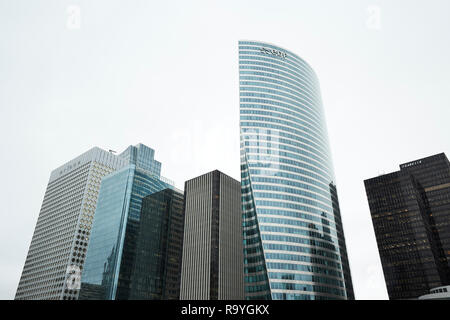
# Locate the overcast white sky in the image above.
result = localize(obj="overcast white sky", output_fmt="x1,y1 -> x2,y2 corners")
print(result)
1,0 -> 450,300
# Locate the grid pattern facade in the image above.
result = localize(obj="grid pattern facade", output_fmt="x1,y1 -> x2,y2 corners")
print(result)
15,148 -> 127,300
239,40 -> 354,300
180,170 -> 244,300
365,153 -> 450,299
129,189 -> 185,299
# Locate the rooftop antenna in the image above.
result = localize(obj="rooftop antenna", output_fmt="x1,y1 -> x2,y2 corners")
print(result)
109,149 -> 117,154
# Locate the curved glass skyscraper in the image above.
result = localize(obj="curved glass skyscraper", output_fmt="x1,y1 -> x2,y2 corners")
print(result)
239,40 -> 354,300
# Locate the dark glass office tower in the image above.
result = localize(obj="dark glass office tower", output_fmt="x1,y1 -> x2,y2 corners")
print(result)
129,189 -> 185,300
180,170 -> 244,300
364,153 -> 450,299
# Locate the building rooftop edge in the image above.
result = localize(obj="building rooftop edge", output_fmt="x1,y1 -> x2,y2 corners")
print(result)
238,39 -> 316,77
185,169 -> 240,184
364,152 -> 448,183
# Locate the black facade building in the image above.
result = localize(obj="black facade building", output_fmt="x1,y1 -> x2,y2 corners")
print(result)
129,189 -> 185,299
364,153 -> 450,299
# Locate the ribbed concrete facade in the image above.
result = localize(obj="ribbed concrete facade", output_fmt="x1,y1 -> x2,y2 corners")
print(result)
180,170 -> 244,300
15,148 -> 127,300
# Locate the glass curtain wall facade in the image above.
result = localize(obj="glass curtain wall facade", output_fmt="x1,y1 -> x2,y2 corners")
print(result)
79,144 -> 173,300
129,188 -> 185,300
239,40 -> 354,300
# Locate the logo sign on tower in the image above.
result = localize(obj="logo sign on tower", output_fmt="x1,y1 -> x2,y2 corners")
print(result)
260,47 -> 287,59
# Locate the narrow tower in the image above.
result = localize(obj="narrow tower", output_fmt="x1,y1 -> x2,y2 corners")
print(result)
180,170 -> 244,300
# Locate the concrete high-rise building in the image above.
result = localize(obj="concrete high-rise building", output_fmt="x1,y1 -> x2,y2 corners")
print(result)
15,147 -> 127,300
129,188 -> 185,300
79,144 -> 174,300
239,40 -> 354,300
180,170 -> 244,300
364,153 -> 450,299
